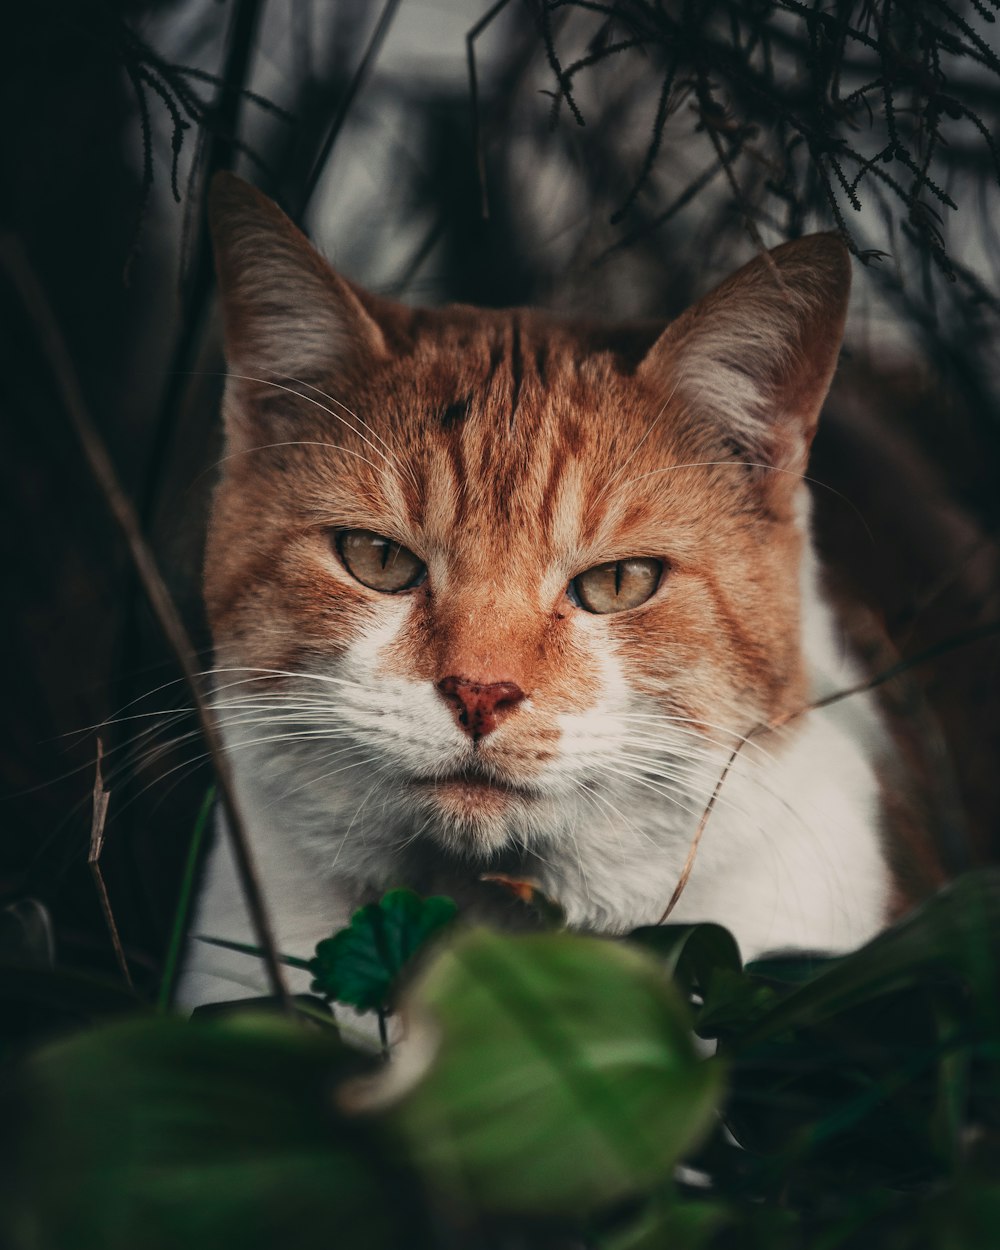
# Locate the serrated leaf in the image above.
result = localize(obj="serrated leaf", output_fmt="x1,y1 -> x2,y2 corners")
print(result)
390,928 -> 724,1216
310,889 -> 458,1012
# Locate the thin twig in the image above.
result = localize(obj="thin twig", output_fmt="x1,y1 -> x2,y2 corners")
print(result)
144,0 -> 265,527
593,158 -> 724,262
467,0 -> 514,220
657,741 -> 743,924
300,0 -> 404,210
0,238 -> 292,1009
782,617 -> 1000,725
88,739 -> 133,990
696,75 -> 781,279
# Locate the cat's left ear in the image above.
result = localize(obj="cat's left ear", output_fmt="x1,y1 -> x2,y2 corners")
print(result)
208,172 -> 387,387
638,234 -> 851,475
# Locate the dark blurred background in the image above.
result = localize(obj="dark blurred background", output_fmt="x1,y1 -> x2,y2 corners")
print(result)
2,0 -> 999,995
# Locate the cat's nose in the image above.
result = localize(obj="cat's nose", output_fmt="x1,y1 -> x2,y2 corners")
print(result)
437,676 -> 526,740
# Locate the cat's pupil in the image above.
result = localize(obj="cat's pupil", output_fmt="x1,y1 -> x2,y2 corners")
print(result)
572,558 -> 662,614
335,529 -> 425,593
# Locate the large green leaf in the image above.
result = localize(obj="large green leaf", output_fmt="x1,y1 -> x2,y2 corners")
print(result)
2,1013 -> 421,1250
390,928 -> 723,1216
701,876 -> 1000,1189
723,983 -> 960,1182
310,888 -> 458,1012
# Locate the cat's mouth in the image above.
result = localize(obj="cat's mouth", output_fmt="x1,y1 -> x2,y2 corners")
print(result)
408,769 -> 539,820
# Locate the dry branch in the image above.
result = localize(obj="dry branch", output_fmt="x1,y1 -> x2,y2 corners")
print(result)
88,738 -> 133,989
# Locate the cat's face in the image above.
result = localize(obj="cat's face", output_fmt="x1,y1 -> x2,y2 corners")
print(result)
205,175 -> 850,917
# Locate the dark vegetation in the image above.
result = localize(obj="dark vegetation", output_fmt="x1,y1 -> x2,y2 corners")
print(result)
6,879 -> 1000,1248
2,1 -> 1000,1246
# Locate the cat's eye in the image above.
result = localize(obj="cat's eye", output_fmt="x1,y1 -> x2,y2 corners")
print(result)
570,558 -> 662,614
335,529 -> 426,593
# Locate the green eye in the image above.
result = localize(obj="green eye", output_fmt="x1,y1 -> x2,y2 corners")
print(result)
571,558 -> 662,614
335,530 -> 426,593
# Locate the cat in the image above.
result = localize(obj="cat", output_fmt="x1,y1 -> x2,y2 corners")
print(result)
179,172 -> 937,1008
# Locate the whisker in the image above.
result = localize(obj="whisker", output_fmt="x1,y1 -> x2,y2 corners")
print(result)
587,762 -> 709,826
275,745 -> 385,802
220,372 -> 408,487
585,381 -> 681,520
287,376 -> 422,497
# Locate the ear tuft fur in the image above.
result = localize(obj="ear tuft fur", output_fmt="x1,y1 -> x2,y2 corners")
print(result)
640,234 -> 851,473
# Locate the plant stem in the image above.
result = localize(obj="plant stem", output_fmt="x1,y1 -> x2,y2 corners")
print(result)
158,785 -> 216,1011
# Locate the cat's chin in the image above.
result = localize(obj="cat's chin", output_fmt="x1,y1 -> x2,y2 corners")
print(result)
402,760 -> 542,840
408,773 -> 537,824
399,771 -> 547,861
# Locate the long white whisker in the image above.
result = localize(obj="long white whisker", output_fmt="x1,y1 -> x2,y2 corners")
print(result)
586,380 -> 681,518
287,376 -> 421,497
588,761 -> 709,824
221,372 -> 408,485
578,782 -> 660,851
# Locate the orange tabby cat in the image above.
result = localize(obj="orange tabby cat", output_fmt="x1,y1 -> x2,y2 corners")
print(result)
180,173 -> 927,1006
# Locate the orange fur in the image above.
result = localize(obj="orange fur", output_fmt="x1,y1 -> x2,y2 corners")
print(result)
206,177 -> 848,757
183,173 -> 930,979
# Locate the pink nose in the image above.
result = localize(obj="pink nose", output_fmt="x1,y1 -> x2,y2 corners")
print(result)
437,676 -> 526,740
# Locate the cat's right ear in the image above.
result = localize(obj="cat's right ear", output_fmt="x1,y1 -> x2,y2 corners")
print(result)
209,172 -> 386,403
636,234 -> 851,479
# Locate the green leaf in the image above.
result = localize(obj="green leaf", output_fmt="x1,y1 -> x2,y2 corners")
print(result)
390,928 -> 724,1216
736,870 -> 1000,1050
626,922 -> 742,993
723,983 -> 957,1178
627,922 -> 747,1023
625,922 -> 781,1039
2,1014 -> 421,1250
309,889 -> 458,1012
744,953 -> 840,986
